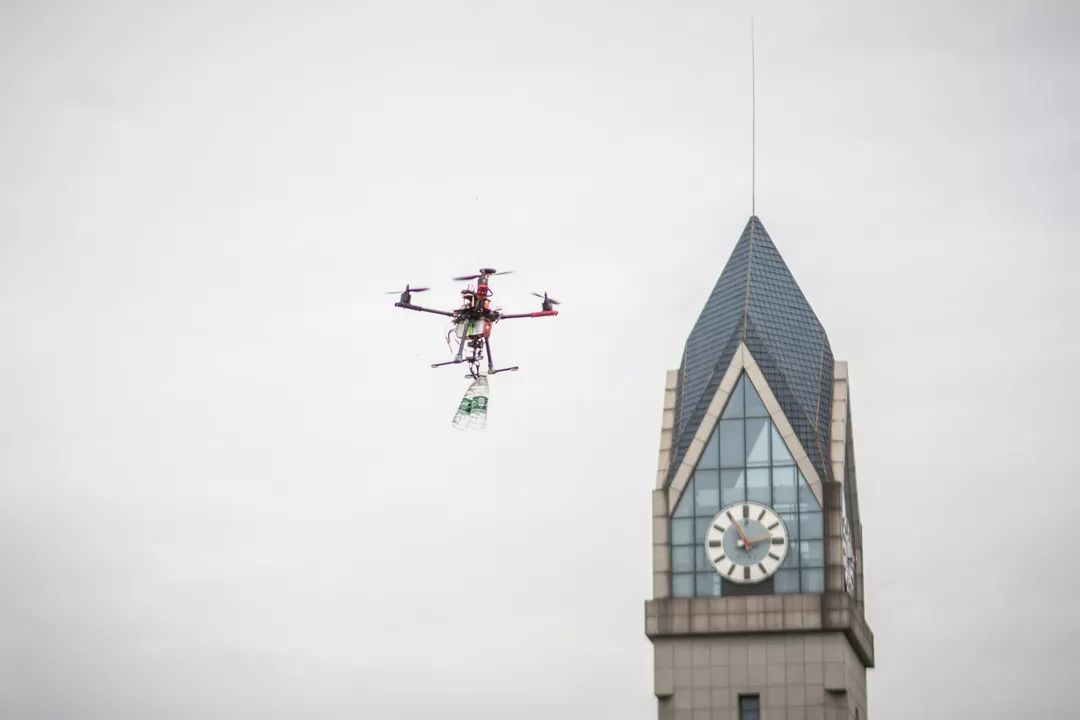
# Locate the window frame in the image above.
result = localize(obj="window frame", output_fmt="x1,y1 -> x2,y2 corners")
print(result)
738,694 -> 761,720
669,372 -> 825,597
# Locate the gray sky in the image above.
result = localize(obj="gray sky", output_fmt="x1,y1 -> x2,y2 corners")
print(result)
2,0 -> 1078,718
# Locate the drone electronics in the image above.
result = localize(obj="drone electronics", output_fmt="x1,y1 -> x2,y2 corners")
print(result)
391,267 -> 559,379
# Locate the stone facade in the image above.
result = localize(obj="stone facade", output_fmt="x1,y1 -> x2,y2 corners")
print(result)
652,632 -> 867,720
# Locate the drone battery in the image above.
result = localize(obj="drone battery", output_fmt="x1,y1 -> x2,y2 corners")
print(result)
455,319 -> 491,339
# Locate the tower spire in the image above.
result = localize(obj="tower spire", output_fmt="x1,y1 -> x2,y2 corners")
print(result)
751,13 -> 756,216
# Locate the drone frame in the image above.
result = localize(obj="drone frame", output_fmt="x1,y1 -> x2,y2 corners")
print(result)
392,269 -> 557,377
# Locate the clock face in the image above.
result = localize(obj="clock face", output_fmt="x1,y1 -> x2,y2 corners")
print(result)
704,501 -> 790,584
842,498 -> 856,596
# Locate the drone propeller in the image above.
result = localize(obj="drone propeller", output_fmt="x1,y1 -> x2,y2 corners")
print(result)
385,284 -> 430,295
531,291 -> 562,305
452,268 -> 514,282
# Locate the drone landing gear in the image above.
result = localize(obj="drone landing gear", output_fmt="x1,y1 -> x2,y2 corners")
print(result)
431,358 -> 517,373
467,365 -> 517,379
431,339 -> 521,377
483,338 -> 518,376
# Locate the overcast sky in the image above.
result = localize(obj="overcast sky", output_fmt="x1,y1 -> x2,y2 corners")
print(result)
2,1 -> 1079,718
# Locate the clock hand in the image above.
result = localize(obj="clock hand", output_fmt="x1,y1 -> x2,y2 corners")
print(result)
727,512 -> 752,550
747,534 -> 774,545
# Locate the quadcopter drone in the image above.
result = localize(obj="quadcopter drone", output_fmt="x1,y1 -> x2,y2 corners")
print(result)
389,268 -> 559,378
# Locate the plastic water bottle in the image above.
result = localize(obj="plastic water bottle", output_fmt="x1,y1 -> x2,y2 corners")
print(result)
452,382 -> 476,430
470,375 -> 489,430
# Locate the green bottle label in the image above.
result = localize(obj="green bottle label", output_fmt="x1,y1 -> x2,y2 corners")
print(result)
457,397 -> 473,414
473,396 -> 488,411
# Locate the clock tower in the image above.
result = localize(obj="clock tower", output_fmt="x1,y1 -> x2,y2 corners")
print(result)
646,216 -> 874,719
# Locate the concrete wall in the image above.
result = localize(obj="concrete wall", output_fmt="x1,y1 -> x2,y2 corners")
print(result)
653,632 -> 867,720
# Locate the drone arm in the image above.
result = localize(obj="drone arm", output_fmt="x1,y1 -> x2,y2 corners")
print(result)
497,310 -> 559,320
394,302 -> 456,317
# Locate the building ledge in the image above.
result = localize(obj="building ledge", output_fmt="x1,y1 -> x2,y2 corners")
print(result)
644,592 -> 874,668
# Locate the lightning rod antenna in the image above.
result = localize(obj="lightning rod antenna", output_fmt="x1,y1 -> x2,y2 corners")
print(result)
751,14 -> 756,216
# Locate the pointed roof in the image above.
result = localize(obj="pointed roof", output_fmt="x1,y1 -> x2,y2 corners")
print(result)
670,216 -> 835,484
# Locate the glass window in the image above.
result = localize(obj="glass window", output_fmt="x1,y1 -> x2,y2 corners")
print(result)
798,473 -> 820,512
801,568 -> 825,593
673,474 -> 695,517
672,546 -> 695,572
771,426 -> 793,465
800,511 -> 823,539
779,512 -> 798,541
800,540 -> 825,567
722,376 -> 745,419
744,380 -> 768,417
694,470 -> 720,518
772,465 -> 797,512
697,545 -> 713,571
694,517 -> 712,544
719,419 -> 744,468
746,418 -> 770,466
746,468 -> 770,505
697,431 -> 719,470
774,569 -> 800,593
697,572 -> 722,597
739,695 -> 761,720
672,518 -> 694,545
673,481 -> 694,517
720,468 -> 745,506
670,371 -> 828,598
781,546 -> 799,569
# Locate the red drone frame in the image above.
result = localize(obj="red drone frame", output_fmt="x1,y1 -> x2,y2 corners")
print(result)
389,268 -> 559,377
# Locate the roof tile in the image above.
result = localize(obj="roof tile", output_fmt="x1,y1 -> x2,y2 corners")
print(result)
670,216 -> 834,484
